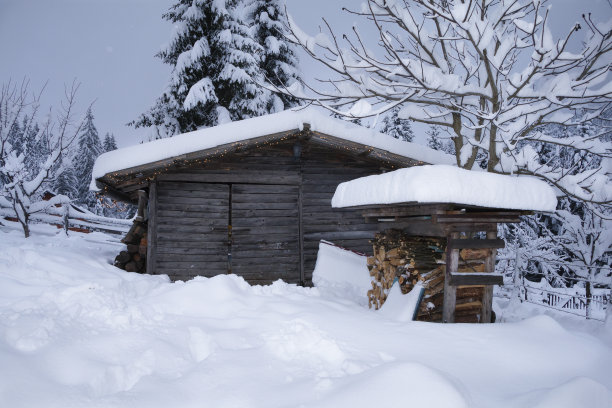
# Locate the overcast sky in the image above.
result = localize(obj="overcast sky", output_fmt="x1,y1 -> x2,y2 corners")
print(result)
0,0 -> 610,147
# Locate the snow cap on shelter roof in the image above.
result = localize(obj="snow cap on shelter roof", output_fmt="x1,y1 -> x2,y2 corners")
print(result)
331,165 -> 557,212
90,107 -> 454,191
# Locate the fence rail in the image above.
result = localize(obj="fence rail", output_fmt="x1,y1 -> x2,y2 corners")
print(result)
1,201 -> 132,236
496,269 -> 610,321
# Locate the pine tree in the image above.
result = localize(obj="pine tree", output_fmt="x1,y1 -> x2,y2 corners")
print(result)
54,166 -> 78,199
24,123 -> 48,177
249,0 -> 300,112
132,0 -> 299,137
6,118 -> 24,156
216,0 -> 269,123
73,107 -> 102,208
103,132 -> 118,152
426,126 -> 443,151
380,107 -> 414,142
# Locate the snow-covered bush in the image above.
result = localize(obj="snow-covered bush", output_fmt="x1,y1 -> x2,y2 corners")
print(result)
0,79 -> 85,237
284,0 -> 612,205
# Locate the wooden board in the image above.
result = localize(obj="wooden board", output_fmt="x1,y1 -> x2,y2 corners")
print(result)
230,183 -> 300,284
447,238 -> 506,249
155,182 -> 229,280
448,273 -> 504,286
145,140 -> 397,284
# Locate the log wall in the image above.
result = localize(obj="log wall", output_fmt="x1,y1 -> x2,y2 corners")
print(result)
148,140 -> 395,284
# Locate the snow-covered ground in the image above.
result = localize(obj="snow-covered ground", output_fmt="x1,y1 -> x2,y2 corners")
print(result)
1,223 -> 611,408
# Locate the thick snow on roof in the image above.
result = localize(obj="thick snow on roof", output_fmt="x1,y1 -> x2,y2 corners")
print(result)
331,165 -> 557,212
91,108 -> 453,189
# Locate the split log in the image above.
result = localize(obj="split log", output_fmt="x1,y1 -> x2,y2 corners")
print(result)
367,229 -> 493,323
115,220 -> 148,273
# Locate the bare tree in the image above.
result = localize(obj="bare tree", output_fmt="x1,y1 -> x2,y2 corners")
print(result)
0,79 -> 86,237
282,0 -> 611,204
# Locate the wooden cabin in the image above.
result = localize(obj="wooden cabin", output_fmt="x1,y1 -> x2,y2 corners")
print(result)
92,109 -> 452,285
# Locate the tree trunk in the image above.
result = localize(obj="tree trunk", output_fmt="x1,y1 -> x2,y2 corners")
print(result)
606,287 -> 612,328
585,278 -> 592,320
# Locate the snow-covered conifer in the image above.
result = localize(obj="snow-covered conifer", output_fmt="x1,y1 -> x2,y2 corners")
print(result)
74,107 -> 102,208
24,123 -> 49,177
426,126 -> 443,151
103,132 -> 118,152
380,106 -> 414,142
249,0 -> 300,111
54,166 -> 78,199
217,0 -> 269,122
133,0 -> 297,137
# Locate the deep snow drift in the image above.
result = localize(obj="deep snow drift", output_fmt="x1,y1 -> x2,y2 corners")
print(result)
0,224 -> 610,408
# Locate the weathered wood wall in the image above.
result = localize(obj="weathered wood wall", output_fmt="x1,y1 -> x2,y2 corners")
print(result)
149,140 -> 395,284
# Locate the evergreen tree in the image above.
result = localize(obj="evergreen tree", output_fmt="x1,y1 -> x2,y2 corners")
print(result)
6,118 -> 24,156
73,107 -> 102,208
217,0 -> 269,122
426,126 -> 443,151
249,0 -> 300,112
24,123 -> 48,177
103,132 -> 118,152
426,125 -> 455,155
132,0 -> 299,137
54,166 -> 78,199
380,107 -> 414,142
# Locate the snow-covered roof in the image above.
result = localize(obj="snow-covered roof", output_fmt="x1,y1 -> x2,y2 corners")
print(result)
91,108 -> 454,190
331,165 -> 557,212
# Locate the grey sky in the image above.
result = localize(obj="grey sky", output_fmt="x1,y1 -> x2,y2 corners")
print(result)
0,0 -> 610,147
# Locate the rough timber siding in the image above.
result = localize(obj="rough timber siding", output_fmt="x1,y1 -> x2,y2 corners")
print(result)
231,184 -> 300,284
155,182 -> 229,280
300,143 -> 388,283
150,141 -> 395,284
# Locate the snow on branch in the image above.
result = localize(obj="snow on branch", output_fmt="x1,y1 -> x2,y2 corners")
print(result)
0,79 -> 86,237
281,0 -> 612,204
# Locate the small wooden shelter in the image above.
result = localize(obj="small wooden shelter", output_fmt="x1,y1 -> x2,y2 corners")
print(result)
357,204 -> 521,323
331,166 -> 557,323
92,109 -> 452,285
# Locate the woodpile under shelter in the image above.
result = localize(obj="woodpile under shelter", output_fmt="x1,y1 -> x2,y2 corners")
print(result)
92,108 -> 453,285
331,165 -> 557,323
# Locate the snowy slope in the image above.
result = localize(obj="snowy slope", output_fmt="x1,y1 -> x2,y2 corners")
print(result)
0,224 -> 610,408
332,165 -> 558,212
90,107 -> 454,190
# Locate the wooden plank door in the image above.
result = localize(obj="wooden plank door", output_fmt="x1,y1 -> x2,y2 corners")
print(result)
155,181 -> 230,281
230,184 -> 300,285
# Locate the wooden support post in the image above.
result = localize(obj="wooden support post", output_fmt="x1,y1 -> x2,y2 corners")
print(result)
146,181 -> 158,275
481,229 -> 498,323
62,202 -> 70,236
135,189 -> 148,222
443,232 -> 459,323
298,175 -> 305,286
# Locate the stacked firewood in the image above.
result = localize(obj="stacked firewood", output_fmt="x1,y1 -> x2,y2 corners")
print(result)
367,230 -> 444,311
114,220 -> 147,273
453,248 -> 489,323
367,229 -> 491,323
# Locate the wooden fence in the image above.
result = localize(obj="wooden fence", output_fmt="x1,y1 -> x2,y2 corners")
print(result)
496,274 -> 610,321
0,198 -> 132,236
